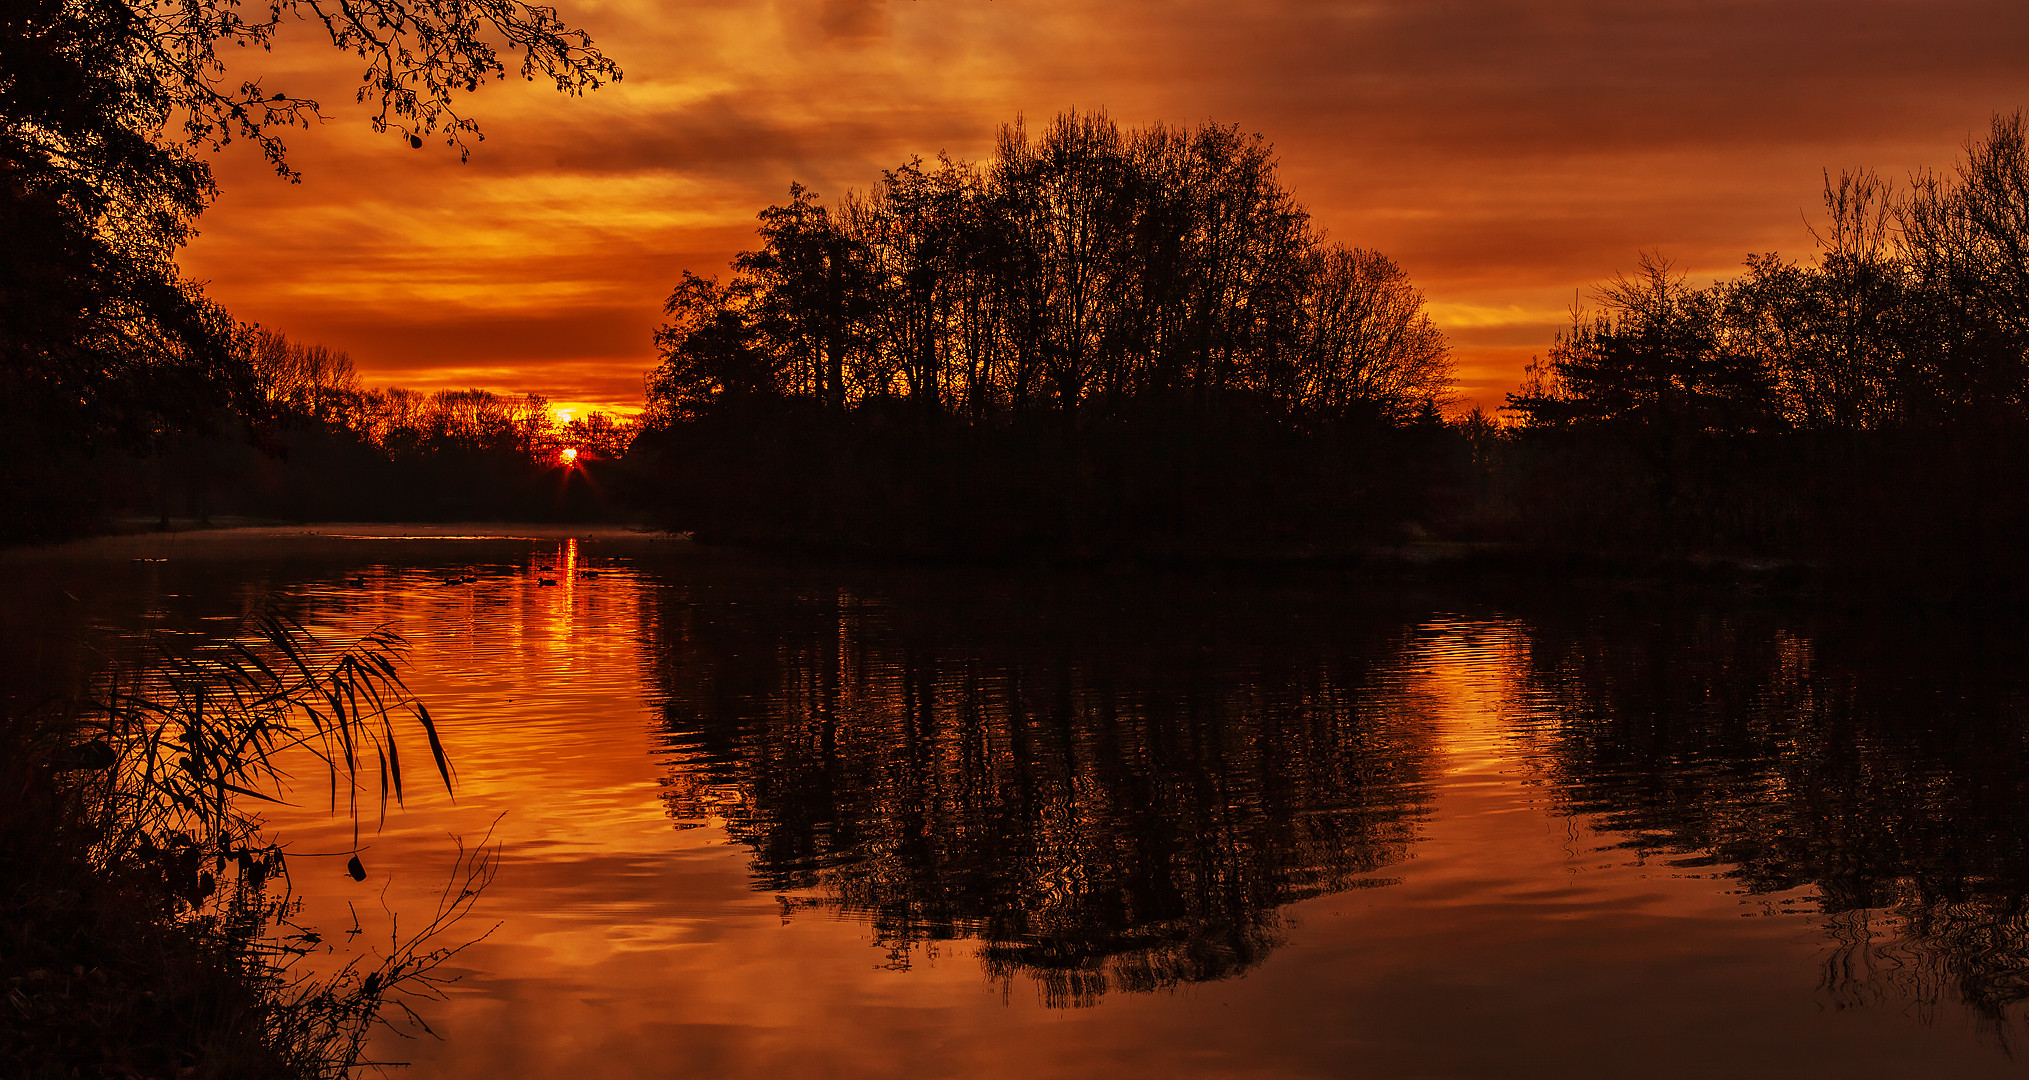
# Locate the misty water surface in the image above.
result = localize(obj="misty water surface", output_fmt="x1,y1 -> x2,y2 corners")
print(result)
6,527 -> 2028,1079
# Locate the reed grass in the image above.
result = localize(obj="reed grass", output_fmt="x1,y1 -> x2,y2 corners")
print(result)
0,607 -> 480,1077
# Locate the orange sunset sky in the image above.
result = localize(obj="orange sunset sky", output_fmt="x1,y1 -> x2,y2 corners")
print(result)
179,0 -> 2029,419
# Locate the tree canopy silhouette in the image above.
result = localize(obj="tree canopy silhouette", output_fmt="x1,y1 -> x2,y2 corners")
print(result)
3,0 -> 240,450
644,111 -> 1453,428
0,0 -> 620,539
1492,112 -> 2029,574
1509,112 -> 2029,436
632,111 -> 1460,557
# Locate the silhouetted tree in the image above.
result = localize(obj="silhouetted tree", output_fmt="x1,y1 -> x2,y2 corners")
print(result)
1507,254 -> 1778,434
1491,116 -> 2029,572
559,410 -> 632,460
1513,116 -> 2029,440
244,328 -> 361,426
1,0 -> 243,480
1,0 -> 620,541
643,272 -> 779,424
733,184 -> 868,411
1291,245 -> 1453,422
645,111 -> 1449,430
1743,171 -> 1915,428
1900,111 -> 2029,420
632,111 -> 1460,556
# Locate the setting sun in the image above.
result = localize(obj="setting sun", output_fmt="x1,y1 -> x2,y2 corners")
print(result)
559,447 -> 578,465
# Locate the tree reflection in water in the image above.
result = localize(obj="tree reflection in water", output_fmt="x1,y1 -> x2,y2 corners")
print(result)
637,568 -> 2029,1029
639,574 -> 1440,1006
1504,603 -> 2029,1032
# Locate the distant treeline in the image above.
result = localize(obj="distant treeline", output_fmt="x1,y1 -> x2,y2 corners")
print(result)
196,330 -> 635,523
630,110 -> 1460,556
0,322 -> 635,539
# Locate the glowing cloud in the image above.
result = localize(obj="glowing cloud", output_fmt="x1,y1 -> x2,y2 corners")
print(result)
179,0 -> 2029,414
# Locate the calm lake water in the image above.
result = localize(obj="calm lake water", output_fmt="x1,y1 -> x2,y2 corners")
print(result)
7,526 -> 2029,1078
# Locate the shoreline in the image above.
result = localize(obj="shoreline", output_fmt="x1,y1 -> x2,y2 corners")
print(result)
0,521 -> 686,564
5,520 -> 2012,616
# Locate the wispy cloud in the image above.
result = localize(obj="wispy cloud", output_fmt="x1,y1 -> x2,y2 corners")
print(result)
181,0 -> 2029,412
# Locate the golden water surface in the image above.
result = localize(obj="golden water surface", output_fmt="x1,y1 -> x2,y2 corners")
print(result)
7,527 -> 2027,1078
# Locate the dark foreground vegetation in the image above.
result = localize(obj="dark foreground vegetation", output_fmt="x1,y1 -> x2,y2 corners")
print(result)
631,109 -> 2029,594
4,0 -> 613,1069
0,612 -> 477,1076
